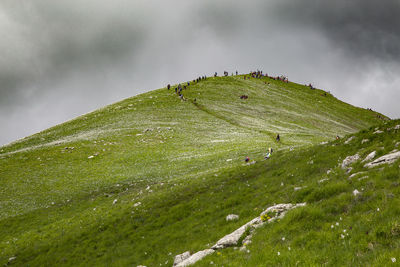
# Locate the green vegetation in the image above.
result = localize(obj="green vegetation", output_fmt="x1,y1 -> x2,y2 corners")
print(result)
0,74 -> 394,266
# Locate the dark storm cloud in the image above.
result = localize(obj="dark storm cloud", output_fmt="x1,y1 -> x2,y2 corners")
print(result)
0,0 -> 147,110
0,0 -> 399,145
274,0 -> 400,62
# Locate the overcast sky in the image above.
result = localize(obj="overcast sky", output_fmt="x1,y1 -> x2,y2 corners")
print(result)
1,0 -> 399,145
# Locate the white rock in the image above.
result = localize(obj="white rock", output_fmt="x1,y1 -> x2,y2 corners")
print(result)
361,139 -> 369,144
175,249 -> 215,267
8,257 -> 16,262
362,151 -> 376,163
294,186 -> 305,191
320,141 -> 328,145
364,151 -> 400,168
133,202 -> 142,207
226,214 -> 239,221
88,155 -> 94,159
394,125 -> 400,130
349,172 -> 366,179
113,199 -> 118,205
374,130 -> 383,134
318,178 -> 329,183
353,189 -> 361,196
173,251 -> 191,266
212,224 -> 250,249
357,176 -> 369,181
345,136 -> 355,144
341,154 -> 360,169
226,159 -> 232,162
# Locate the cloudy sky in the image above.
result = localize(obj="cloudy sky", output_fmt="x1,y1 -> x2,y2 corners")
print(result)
1,0 -> 399,145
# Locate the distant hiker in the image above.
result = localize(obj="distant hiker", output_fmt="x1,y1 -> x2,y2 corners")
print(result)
214,72 -> 218,77
268,147 -> 273,154
276,134 -> 280,142
175,88 -> 178,93
245,156 -> 250,163
236,71 -> 238,75
265,152 -> 271,159
336,135 -> 340,140
187,82 -> 190,86
167,84 -> 171,90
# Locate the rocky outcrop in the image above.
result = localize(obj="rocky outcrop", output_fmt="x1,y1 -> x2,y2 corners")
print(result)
173,251 -> 191,266
362,151 -> 376,162
173,203 -> 306,266
345,136 -> 355,144
364,151 -> 400,168
226,214 -> 239,221
341,154 -> 360,169
174,250 -> 215,267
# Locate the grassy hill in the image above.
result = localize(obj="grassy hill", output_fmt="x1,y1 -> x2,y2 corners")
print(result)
0,74 -> 391,266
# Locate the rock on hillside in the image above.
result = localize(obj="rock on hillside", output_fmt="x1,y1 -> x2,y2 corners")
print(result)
364,151 -> 400,168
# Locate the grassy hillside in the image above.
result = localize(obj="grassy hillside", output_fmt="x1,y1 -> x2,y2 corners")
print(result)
0,74 -> 388,266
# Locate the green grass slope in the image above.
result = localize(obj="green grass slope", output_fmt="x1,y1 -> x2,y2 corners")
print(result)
195,119 -> 400,266
0,74 -> 387,266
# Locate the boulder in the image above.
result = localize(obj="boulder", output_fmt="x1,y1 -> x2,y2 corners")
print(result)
226,214 -> 239,221
175,249 -> 215,267
173,251 -> 191,266
212,224 -> 250,249
364,151 -> 400,168
345,136 -> 355,144
341,154 -> 360,169
362,151 -> 376,162
349,172 -> 366,179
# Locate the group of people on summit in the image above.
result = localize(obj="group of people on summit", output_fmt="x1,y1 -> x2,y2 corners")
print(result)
166,70 -> 289,165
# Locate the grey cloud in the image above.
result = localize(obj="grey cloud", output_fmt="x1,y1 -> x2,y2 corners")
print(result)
0,0 -> 399,145
273,0 -> 400,62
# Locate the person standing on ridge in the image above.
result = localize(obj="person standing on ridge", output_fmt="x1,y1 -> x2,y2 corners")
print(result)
276,134 -> 280,142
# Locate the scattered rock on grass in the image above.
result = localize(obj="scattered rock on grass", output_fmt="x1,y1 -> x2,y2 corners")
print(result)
345,136 -> 355,144
341,154 -> 360,169
362,151 -> 376,162
226,214 -> 239,221
361,139 -> 369,144
318,178 -> 329,183
374,130 -> 383,134
353,189 -> 361,196
174,250 -> 215,267
349,172 -> 366,179
173,251 -> 191,266
364,151 -> 400,168
174,203 -> 305,266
